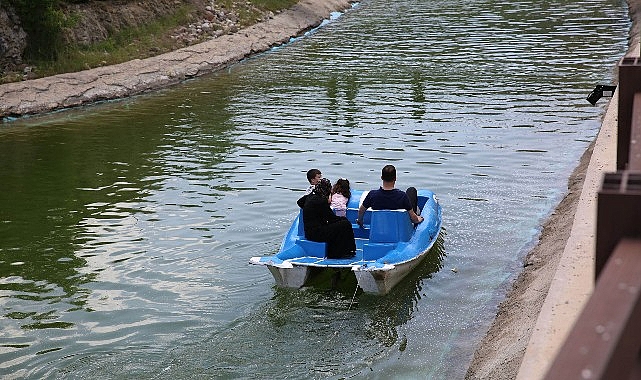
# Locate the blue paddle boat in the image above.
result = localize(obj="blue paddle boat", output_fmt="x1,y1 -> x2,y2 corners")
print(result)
249,189 -> 442,294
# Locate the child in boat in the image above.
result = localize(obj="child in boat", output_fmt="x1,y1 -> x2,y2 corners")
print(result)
330,178 -> 351,217
304,168 -> 322,195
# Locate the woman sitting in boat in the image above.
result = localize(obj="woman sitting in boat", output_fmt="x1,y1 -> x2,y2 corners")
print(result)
297,178 -> 356,259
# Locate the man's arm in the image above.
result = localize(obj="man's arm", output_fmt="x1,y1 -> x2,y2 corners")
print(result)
356,204 -> 366,227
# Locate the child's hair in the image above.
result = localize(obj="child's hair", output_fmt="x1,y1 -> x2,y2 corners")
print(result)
306,168 -> 321,183
332,178 -> 351,199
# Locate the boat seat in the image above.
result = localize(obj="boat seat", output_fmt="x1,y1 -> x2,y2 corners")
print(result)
347,207 -> 372,239
369,210 -> 414,243
295,239 -> 326,258
295,210 -> 327,257
346,207 -> 372,225
362,242 -> 396,260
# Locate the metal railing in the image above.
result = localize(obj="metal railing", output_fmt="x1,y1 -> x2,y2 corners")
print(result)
544,57 -> 641,379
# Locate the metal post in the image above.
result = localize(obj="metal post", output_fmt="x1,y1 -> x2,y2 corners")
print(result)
617,58 -> 641,170
595,171 -> 641,279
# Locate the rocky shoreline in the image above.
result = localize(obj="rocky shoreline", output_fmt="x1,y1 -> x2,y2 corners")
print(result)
0,0 -> 353,119
0,0 -> 278,78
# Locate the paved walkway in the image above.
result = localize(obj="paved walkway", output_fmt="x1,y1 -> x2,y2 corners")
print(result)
0,0 -> 352,118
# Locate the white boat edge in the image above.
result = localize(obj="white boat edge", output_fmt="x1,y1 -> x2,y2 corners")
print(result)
250,234 -> 440,295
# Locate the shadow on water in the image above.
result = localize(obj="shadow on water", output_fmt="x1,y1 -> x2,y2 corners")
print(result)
121,230 -> 447,379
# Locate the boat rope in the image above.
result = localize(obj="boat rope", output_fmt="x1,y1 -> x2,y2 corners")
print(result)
322,281 -> 360,349
347,280 -> 359,311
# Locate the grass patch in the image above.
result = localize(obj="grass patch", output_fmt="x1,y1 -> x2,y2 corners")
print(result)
33,5 -> 197,78
2,0 -> 301,83
221,0 -> 299,27
252,0 -> 299,12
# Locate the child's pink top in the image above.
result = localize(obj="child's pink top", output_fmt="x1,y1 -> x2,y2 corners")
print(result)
330,193 -> 349,216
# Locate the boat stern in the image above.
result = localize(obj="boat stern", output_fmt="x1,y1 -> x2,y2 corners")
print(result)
352,263 -> 396,294
249,256 -> 311,289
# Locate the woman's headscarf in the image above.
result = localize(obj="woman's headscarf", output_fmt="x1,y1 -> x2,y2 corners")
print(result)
313,178 -> 332,198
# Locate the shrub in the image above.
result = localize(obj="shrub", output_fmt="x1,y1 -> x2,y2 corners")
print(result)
6,0 -> 68,60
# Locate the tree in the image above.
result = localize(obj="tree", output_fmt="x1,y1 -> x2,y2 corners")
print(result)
6,0 -> 66,61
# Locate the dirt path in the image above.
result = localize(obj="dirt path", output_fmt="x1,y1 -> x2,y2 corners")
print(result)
464,143 -> 592,379
0,0 -> 352,118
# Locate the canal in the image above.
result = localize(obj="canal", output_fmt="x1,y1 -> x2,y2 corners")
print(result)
0,0 -> 630,378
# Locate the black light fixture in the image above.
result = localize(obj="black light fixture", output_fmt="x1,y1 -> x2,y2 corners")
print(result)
587,85 -> 617,105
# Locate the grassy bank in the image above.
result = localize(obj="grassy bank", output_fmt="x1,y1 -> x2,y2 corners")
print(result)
33,5 -> 196,79
2,0 -> 297,83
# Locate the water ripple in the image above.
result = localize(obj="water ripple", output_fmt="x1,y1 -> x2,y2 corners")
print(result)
0,0 -> 630,378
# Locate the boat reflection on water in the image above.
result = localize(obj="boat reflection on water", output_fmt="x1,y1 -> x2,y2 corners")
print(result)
211,230 -> 449,377
265,228 -> 446,347
357,229 -> 447,347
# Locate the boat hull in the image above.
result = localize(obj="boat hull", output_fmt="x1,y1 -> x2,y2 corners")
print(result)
353,248 -> 430,294
267,264 -> 311,289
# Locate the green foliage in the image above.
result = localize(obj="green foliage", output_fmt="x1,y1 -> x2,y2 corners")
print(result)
2,0 -> 301,80
216,0 -> 298,28
6,0 -> 69,60
35,5 -> 195,77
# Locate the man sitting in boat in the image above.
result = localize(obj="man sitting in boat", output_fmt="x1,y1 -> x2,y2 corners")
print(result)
356,164 -> 424,227
297,178 -> 357,259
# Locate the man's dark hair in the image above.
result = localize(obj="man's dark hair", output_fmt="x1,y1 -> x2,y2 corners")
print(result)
381,165 -> 396,182
306,168 -> 321,183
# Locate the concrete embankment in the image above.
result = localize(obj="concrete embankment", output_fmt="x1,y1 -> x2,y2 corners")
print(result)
516,38 -> 640,377
514,78 -> 619,380
0,0 -> 353,119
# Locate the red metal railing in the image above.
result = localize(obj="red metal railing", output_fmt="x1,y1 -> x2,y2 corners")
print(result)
544,57 -> 641,379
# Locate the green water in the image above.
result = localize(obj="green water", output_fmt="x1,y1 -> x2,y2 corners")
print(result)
0,0 -> 630,378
